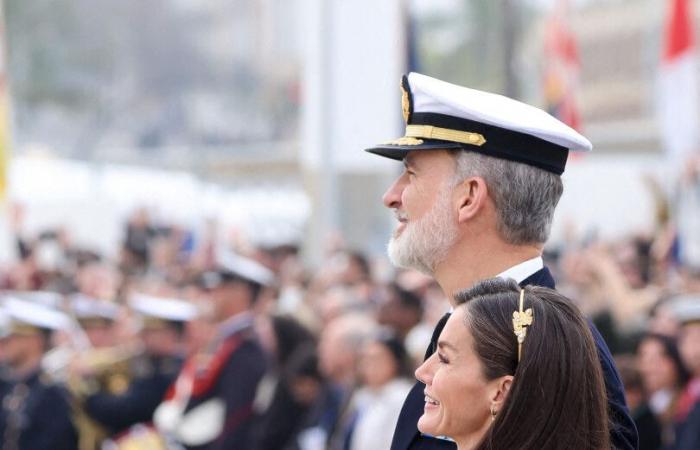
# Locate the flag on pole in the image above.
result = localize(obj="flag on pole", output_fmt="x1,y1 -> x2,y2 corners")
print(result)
542,0 -> 581,131
657,0 -> 699,166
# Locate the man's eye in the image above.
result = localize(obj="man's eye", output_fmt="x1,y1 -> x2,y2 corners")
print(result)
438,352 -> 449,364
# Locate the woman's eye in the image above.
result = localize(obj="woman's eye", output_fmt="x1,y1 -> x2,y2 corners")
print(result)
438,352 -> 449,364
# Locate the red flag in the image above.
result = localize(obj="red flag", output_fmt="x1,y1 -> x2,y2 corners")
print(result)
542,0 -> 581,131
658,0 -> 699,166
663,0 -> 694,61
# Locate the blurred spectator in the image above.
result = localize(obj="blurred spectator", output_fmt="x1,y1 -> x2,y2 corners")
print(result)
347,330 -> 413,450
250,315 -> 317,450
298,313 -> 376,450
637,333 -> 690,446
121,208 -> 155,274
617,356 -> 662,450
674,299 -> 700,449
377,283 -> 423,340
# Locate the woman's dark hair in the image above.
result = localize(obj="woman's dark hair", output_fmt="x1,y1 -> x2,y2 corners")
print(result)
637,332 -> 691,387
271,315 -> 316,369
454,278 -> 610,450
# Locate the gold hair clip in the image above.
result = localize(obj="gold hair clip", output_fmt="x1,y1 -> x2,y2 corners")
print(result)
512,289 -> 533,362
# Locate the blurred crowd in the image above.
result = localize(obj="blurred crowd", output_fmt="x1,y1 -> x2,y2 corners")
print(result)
0,193 -> 699,449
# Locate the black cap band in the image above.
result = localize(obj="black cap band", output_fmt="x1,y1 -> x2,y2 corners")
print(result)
409,112 -> 569,175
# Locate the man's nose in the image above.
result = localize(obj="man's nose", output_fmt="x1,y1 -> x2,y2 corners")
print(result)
382,177 -> 404,209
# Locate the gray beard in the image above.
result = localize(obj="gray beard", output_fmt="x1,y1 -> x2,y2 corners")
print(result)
387,185 -> 458,276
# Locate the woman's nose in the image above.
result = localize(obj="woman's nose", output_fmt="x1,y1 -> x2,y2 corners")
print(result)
415,353 -> 435,385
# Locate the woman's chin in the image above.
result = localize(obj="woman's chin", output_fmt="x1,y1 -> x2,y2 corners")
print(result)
417,414 -> 439,437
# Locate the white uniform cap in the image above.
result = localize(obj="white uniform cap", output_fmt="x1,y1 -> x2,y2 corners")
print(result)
130,293 -> 198,323
4,297 -> 72,332
5,290 -> 64,309
69,294 -> 120,321
670,294 -> 700,324
202,249 -> 275,289
366,72 -> 592,175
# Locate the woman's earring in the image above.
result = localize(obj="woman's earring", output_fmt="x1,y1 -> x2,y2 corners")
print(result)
490,405 -> 497,421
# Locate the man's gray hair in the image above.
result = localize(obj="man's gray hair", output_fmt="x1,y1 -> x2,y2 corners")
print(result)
450,150 -> 563,245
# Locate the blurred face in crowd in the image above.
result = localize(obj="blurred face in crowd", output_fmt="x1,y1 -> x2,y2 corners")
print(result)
383,150 -> 459,275
2,333 -> 45,372
82,321 -> 117,348
648,303 -> 680,337
207,281 -> 253,319
638,338 -> 681,392
415,307 -> 506,444
141,325 -> 181,356
318,321 -> 356,383
679,323 -> 700,376
359,340 -> 400,390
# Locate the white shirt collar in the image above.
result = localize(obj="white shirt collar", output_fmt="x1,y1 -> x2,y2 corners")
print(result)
448,256 -> 544,313
496,256 -> 544,284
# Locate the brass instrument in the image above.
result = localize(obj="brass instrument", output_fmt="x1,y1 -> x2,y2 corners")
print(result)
43,311 -> 143,450
68,343 -> 143,450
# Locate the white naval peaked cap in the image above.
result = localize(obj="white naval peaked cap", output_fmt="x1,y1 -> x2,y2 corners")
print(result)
130,293 -> 198,323
365,72 -> 592,175
70,294 -> 120,321
671,294 -> 700,324
5,290 -> 64,309
3,297 -> 72,332
203,248 -> 275,288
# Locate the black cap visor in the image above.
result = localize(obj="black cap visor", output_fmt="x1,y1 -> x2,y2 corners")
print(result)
365,139 -> 464,161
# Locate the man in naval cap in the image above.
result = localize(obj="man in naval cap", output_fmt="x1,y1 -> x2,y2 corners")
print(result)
0,297 -> 78,450
80,293 -> 195,444
365,73 -> 637,450
154,250 -> 274,450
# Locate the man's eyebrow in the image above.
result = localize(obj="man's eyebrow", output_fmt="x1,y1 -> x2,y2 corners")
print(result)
403,155 -> 416,169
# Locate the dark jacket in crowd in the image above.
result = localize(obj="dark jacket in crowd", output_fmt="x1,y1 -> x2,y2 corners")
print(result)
183,319 -> 267,450
84,353 -> 183,434
0,370 -> 78,450
673,401 -> 700,450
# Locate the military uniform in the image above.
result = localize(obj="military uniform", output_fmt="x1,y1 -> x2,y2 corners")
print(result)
155,251 -> 273,450
155,312 -> 267,450
79,293 -> 196,449
84,353 -> 183,434
0,296 -> 77,450
0,370 -> 78,450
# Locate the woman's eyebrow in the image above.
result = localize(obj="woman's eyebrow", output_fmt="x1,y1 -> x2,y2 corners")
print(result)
437,340 -> 458,353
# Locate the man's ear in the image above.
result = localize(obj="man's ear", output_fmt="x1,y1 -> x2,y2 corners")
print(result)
456,177 -> 488,223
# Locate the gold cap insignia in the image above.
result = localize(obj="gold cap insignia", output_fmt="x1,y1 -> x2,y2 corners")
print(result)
401,76 -> 411,123
384,136 -> 424,146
